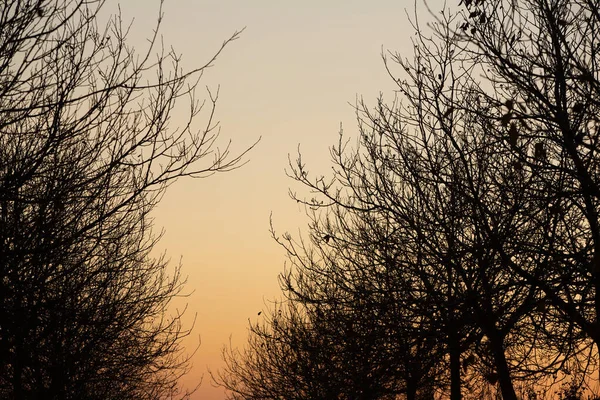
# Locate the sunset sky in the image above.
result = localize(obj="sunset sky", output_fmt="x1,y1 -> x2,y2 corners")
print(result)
110,1 -> 445,398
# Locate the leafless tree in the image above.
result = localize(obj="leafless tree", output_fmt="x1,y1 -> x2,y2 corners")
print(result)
219,0 -> 600,398
216,280 -> 433,400
0,0 -> 254,399
457,0 -> 600,364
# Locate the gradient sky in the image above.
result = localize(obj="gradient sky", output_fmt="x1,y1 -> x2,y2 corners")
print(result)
109,1 -> 445,398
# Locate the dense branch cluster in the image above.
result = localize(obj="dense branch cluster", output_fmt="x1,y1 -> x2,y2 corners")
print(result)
217,0 -> 600,399
0,1 -> 250,399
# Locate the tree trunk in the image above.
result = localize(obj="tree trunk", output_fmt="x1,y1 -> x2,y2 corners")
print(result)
448,326 -> 462,400
488,328 -> 518,400
13,336 -> 23,400
405,377 -> 417,400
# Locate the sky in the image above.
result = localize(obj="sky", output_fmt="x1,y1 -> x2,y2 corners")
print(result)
109,1 -> 445,398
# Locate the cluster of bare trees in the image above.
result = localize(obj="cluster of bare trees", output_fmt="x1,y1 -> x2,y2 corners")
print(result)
217,0 -> 600,399
0,1 -> 252,399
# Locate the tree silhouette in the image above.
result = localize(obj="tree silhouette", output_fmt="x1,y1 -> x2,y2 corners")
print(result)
459,0 -> 600,364
0,1 -> 253,398
219,0 -> 600,398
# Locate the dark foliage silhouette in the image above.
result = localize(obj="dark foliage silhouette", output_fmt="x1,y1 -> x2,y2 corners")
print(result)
0,0 -> 253,398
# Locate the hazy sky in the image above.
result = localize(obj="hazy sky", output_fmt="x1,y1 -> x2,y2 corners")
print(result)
110,1 -> 445,398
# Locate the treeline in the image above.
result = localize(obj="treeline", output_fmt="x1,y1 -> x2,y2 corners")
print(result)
216,0 -> 600,399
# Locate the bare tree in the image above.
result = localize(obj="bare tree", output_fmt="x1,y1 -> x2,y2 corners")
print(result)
0,0 -> 254,398
457,0 -> 600,365
219,0 -> 600,398
216,279 -> 429,400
